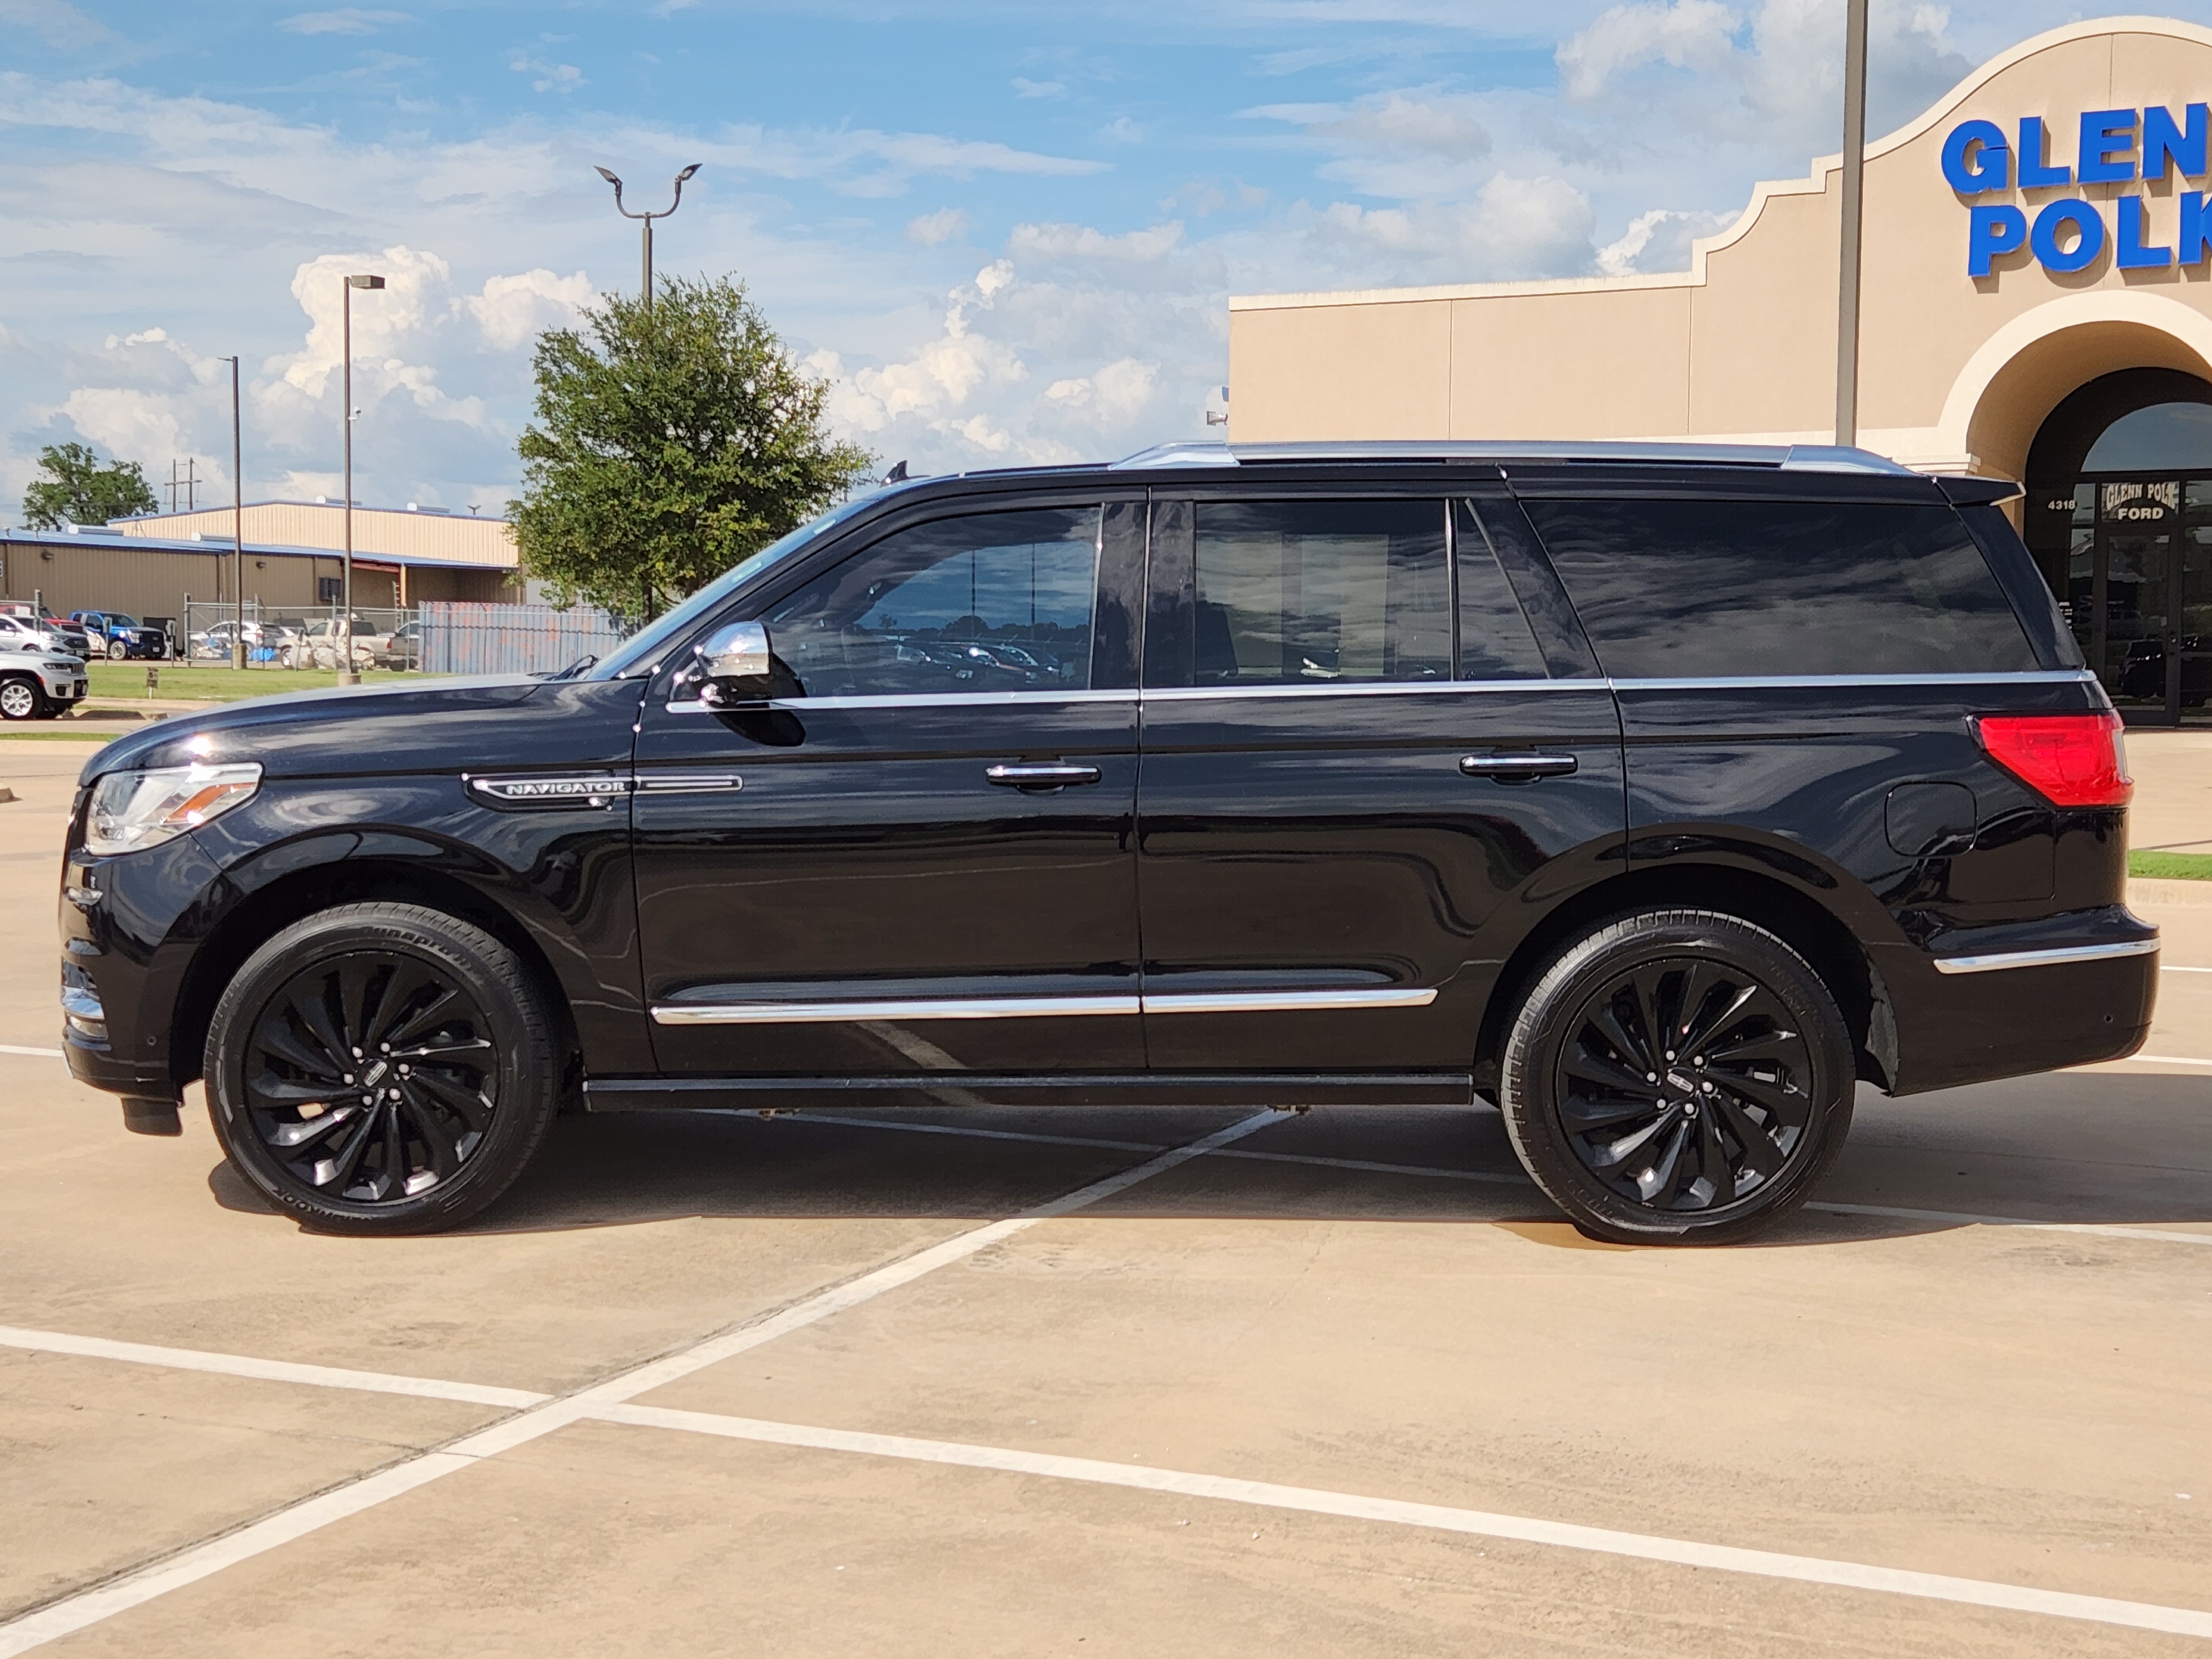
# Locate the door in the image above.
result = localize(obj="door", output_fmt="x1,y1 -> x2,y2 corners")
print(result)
2095,481 -> 2179,723
1134,492 -> 1627,1074
632,498 -> 1147,1077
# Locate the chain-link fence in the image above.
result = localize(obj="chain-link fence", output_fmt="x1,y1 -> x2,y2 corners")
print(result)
180,600 -> 421,670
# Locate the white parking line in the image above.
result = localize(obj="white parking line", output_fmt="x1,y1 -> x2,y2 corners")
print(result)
2119,1054 -> 2212,1068
2166,966 -> 2212,974
786,1112 -> 2212,1246
592,1402 -> 2212,1641
0,1326 -> 550,1409
0,1110 -> 1280,1658
0,1044 -> 63,1058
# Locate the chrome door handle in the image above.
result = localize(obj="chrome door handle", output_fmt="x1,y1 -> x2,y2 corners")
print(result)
1460,752 -> 1578,781
986,762 -> 1102,788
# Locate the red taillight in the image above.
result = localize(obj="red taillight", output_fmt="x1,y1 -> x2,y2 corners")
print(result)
1973,711 -> 2132,808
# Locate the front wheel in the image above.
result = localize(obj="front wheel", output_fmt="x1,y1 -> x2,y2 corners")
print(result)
205,904 -> 561,1235
1499,909 -> 1854,1245
106,639 -> 126,660
0,678 -> 40,720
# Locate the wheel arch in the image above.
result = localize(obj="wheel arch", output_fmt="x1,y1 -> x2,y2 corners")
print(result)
171,855 -> 582,1099
1473,861 -> 1896,1095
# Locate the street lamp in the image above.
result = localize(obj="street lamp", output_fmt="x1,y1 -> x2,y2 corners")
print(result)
593,162 -> 702,309
213,355 -> 246,669
1835,0 -> 1869,448
340,272 -> 384,687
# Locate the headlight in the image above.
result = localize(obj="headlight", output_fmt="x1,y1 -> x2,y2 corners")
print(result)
85,763 -> 262,855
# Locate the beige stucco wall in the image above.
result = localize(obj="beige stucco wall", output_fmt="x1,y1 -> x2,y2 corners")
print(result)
1230,16 -> 2212,480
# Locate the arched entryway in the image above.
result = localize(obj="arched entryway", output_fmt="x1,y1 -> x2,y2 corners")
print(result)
2023,369 -> 2212,726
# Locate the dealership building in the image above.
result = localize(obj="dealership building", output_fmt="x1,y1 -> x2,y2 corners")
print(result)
1229,17 -> 2212,724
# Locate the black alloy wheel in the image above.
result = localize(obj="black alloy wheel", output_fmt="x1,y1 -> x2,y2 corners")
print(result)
207,904 -> 560,1235
244,952 -> 497,1203
1500,909 -> 1853,1244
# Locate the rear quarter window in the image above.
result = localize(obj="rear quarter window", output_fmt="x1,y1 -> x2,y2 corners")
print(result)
1525,499 -> 2040,678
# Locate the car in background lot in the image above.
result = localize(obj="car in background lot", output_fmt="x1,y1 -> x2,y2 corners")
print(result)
190,620 -> 276,660
375,619 -> 420,670
0,613 -> 84,659
1,606 -> 91,658
278,617 -> 384,670
70,611 -> 167,661
0,652 -> 87,719
56,440 -> 2156,1241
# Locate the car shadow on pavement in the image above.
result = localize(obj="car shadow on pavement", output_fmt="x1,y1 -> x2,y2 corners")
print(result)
205,1071 -> 2212,1246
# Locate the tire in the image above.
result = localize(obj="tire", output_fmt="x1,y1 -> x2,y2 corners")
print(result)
0,678 -> 41,721
205,903 -> 561,1236
106,639 -> 126,660
1499,909 -> 1854,1245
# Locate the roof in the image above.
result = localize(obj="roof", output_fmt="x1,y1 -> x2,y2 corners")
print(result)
1110,440 -> 1918,474
0,524 -> 512,572
106,500 -> 517,568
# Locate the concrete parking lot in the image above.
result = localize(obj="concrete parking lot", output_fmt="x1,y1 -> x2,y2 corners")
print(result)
0,733 -> 2206,1656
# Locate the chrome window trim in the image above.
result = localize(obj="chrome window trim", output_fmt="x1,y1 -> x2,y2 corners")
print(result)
651,985 -> 1438,1025
1610,670 -> 2098,691
665,688 -> 1140,714
635,773 -> 743,794
1142,679 -> 1587,702
1931,938 -> 2159,975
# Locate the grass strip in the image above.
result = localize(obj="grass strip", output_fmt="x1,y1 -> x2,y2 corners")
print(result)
2130,849 -> 2212,881
84,663 -> 426,703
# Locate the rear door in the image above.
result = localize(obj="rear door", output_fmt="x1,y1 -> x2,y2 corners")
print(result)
631,495 -> 1149,1078
1134,486 -> 1626,1074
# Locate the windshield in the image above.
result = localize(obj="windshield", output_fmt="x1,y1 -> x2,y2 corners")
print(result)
588,486 -> 899,679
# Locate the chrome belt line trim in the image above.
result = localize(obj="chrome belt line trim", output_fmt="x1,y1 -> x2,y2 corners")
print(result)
1610,670 -> 2098,691
1931,938 -> 2161,975
1141,680 -> 1590,701
1142,987 -> 1440,1014
654,995 -> 1142,1025
666,688 -> 1139,714
650,986 -> 1440,1025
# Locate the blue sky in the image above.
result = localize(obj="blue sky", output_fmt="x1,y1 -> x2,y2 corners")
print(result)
4,2 -> 2205,518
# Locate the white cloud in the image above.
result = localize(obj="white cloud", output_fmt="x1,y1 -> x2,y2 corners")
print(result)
461,269 -> 597,351
0,0 -> 109,48
1558,0 -> 1742,102
1099,116 -> 1145,145
906,207 -> 972,246
277,8 -> 413,35
510,55 -> 585,95
1595,205 -> 1735,275
1011,77 -> 1066,100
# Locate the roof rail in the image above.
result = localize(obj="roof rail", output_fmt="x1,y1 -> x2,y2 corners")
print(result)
1110,438 -> 1918,476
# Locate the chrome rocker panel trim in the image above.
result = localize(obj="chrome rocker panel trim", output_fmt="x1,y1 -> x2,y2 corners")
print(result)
650,987 -> 1438,1025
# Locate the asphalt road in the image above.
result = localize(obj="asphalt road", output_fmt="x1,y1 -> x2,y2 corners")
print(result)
0,735 -> 2206,1657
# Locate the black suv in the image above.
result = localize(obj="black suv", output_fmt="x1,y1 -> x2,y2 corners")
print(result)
59,442 -> 2157,1241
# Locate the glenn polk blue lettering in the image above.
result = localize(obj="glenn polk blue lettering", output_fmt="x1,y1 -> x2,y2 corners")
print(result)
2030,199 -> 2106,273
2180,192 -> 2212,265
1942,119 -> 2011,193
1968,204 -> 2028,275
2018,116 -> 2073,187
2143,104 -> 2211,181
2117,196 -> 2174,269
2077,109 -> 2138,184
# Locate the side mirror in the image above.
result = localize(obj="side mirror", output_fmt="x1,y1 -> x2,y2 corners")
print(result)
694,620 -> 774,706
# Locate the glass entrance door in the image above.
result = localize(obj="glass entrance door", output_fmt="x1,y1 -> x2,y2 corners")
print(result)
2098,481 -> 2178,722
2183,488 -> 2212,719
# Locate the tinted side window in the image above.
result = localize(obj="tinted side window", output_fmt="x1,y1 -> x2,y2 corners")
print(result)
1193,500 -> 1449,685
1453,501 -> 1549,680
1525,500 -> 2039,677
766,507 -> 1099,696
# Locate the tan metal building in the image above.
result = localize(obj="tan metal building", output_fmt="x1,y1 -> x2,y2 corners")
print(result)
1228,16 -> 2212,724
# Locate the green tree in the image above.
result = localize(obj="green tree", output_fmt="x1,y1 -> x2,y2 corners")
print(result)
20,442 -> 160,530
510,276 -> 873,618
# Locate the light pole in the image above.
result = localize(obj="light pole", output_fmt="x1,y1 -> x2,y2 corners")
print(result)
594,163 -> 702,309
340,272 -> 384,686
214,356 -> 246,669
1835,0 -> 1869,448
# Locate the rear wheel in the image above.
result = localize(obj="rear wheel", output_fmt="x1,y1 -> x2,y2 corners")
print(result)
1500,909 -> 1854,1245
205,904 -> 560,1235
0,677 -> 42,720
